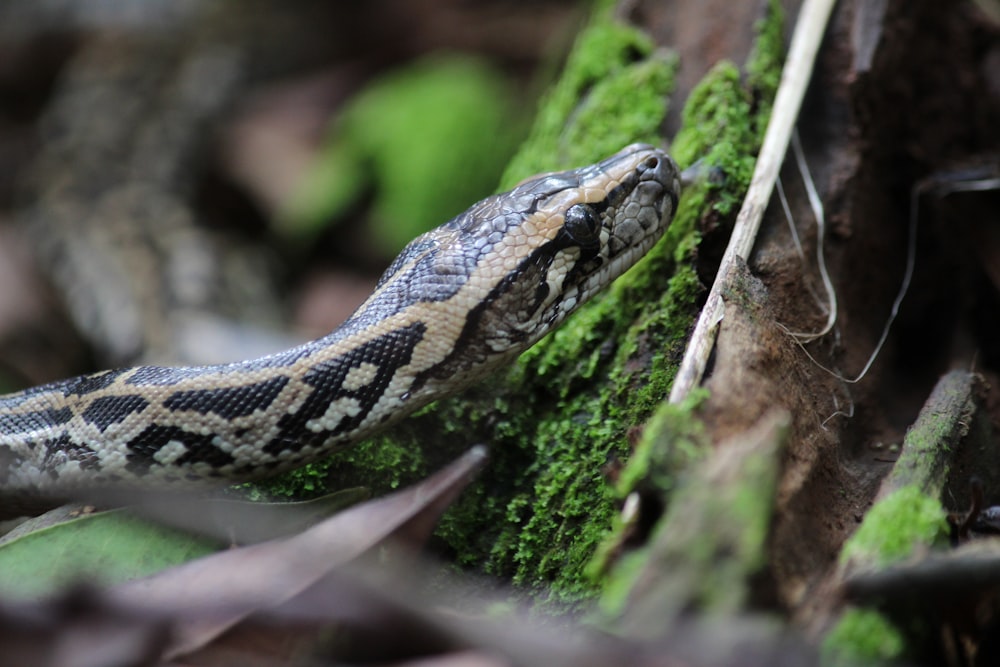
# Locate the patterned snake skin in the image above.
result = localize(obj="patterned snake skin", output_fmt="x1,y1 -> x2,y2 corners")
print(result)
0,144 -> 681,515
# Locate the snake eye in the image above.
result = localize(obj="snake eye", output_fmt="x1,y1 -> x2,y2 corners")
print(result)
562,204 -> 601,244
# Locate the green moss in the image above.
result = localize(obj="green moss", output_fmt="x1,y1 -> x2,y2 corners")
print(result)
595,548 -> 647,616
668,0 -> 783,213
586,390 -> 709,595
840,485 -> 948,567
600,414 -> 787,624
251,431 -> 428,501
883,373 -> 979,495
671,63 -> 756,215
746,0 -> 785,144
822,608 -> 905,666
685,423 -> 784,613
499,19 -> 676,188
615,388 -> 709,498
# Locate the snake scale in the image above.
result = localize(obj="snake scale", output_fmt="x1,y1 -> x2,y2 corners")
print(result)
0,144 -> 680,516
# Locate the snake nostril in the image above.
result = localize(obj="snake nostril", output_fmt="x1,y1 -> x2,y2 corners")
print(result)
643,156 -> 660,170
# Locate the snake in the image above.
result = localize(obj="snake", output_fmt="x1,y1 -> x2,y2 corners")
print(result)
0,144 -> 680,517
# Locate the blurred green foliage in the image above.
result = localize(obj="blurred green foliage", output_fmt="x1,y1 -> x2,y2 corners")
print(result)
284,55 -> 523,254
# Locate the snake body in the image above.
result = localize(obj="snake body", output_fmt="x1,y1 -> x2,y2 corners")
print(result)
0,144 -> 680,514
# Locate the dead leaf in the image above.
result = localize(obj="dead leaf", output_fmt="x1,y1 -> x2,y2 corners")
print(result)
91,486 -> 372,546
110,446 -> 488,659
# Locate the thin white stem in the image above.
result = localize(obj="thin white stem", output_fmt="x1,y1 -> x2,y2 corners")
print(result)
790,130 -> 837,340
776,176 -> 827,312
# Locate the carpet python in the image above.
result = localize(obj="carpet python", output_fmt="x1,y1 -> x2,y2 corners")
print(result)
0,144 -> 680,516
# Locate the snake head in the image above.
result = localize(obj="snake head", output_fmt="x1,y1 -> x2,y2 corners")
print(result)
493,143 -> 682,336
370,143 -> 681,389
